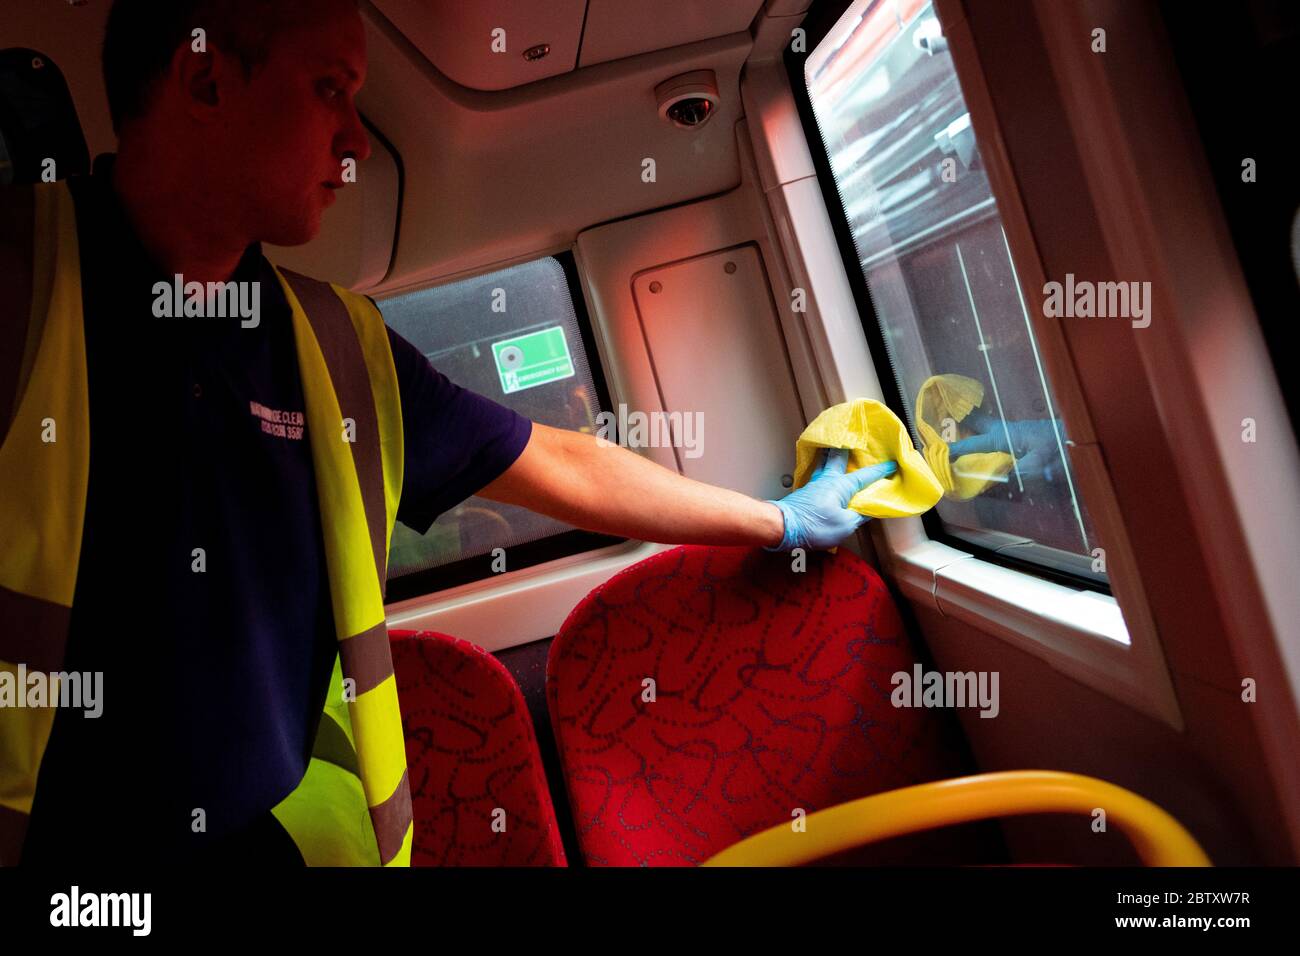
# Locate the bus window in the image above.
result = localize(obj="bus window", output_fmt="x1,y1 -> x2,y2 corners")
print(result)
803,0 -> 1107,587
380,253 -> 622,599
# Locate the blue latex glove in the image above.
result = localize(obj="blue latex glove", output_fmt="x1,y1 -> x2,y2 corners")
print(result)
764,448 -> 899,552
946,411 -> 1067,482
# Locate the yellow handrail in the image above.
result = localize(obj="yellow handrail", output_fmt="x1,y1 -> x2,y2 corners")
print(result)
702,770 -> 1211,867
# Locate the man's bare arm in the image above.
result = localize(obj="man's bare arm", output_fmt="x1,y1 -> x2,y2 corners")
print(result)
477,422 -> 786,548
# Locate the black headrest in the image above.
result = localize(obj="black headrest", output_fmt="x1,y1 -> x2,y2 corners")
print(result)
0,47 -> 90,185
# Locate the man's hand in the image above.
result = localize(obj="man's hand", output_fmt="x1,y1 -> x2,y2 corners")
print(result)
763,448 -> 898,553
946,411 -> 1067,482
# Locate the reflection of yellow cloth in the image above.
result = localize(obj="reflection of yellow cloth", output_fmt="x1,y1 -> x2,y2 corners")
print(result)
793,399 -> 943,518
915,374 -> 1015,500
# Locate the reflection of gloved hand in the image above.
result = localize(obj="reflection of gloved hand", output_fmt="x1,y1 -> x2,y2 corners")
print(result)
764,448 -> 898,552
946,411 -> 1066,482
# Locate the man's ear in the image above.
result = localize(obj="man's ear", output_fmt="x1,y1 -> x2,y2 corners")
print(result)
170,38 -> 235,124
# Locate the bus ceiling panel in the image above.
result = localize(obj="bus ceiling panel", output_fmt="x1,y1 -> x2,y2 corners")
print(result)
363,18 -> 751,292
371,0 -> 587,91
578,0 -> 766,69
764,0 -> 815,16
371,0 -> 767,91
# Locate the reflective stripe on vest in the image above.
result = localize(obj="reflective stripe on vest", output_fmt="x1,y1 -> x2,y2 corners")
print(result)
273,268 -> 412,866
0,182 -> 88,865
0,181 -> 411,865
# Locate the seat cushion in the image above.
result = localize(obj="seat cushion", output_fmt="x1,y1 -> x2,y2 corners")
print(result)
547,545 -> 974,866
390,629 -> 566,866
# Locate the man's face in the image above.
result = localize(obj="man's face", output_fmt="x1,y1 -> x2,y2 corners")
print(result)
219,1 -> 372,246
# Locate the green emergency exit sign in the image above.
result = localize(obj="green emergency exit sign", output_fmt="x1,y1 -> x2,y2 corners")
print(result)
491,326 -> 575,395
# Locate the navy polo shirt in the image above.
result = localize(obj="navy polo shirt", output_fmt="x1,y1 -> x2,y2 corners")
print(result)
22,155 -> 533,863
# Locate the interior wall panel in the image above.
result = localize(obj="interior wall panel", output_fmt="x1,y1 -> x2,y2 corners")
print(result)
631,244 -> 805,500
912,602 -> 1276,864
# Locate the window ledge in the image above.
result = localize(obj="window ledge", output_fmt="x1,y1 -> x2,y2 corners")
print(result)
385,539 -> 669,653
879,518 -> 1183,731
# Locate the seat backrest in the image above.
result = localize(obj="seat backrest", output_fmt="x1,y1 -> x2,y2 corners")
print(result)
390,629 -> 566,866
546,545 -> 975,866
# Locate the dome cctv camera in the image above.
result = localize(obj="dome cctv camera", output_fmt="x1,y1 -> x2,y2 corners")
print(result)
655,71 -> 720,130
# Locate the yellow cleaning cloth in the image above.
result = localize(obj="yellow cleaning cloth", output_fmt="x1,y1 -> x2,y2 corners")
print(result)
793,399 -> 943,518
914,374 -> 1015,500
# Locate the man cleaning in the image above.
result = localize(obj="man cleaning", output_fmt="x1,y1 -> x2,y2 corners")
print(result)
0,0 -> 901,865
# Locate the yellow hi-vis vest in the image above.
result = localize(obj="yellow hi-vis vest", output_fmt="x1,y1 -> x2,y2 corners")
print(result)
0,181 -> 412,866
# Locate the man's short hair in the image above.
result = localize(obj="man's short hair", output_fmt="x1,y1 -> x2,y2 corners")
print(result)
101,0 -> 355,135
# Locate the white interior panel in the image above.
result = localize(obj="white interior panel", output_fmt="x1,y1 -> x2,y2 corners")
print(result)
362,11 -> 751,293
631,245 -> 804,499
372,0 -> 586,90
386,540 -> 675,651
579,0 -> 766,68
741,62 -> 817,190
763,0 -> 814,16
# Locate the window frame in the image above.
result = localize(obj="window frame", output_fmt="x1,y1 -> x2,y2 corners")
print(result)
760,0 -> 1182,730
381,249 -> 628,604
785,0 -> 1108,595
